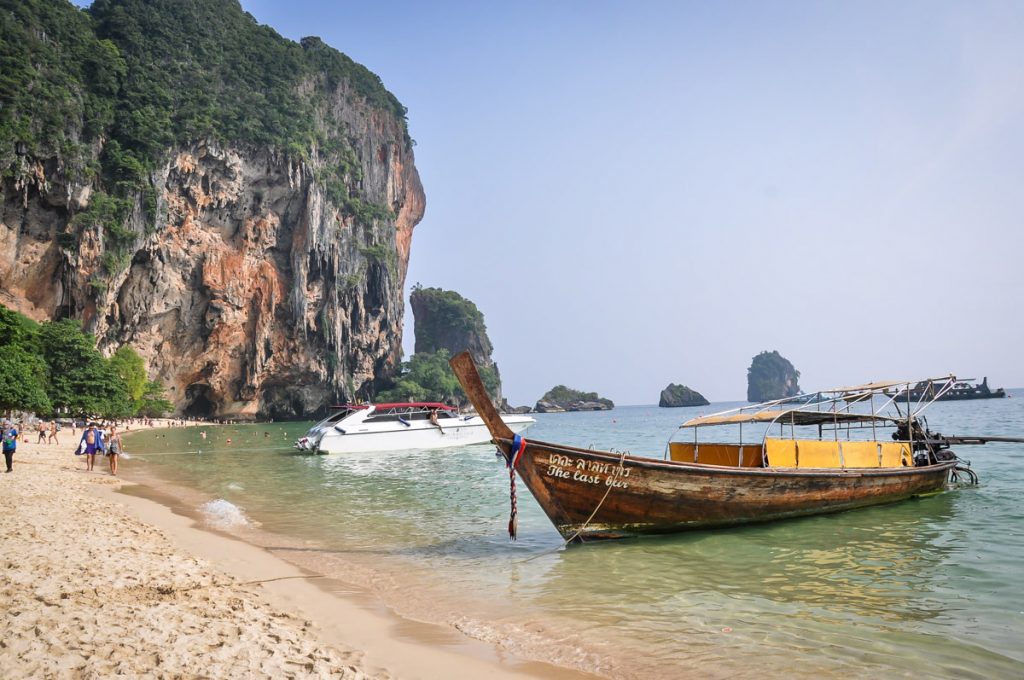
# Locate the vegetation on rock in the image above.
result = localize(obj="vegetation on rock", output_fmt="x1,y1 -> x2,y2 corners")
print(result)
536,386 -> 614,412
2,0 -> 407,177
1,0 -> 409,284
387,286 -> 502,406
375,349 -> 498,406
659,384 -> 709,408
0,304 -> 171,418
747,350 -> 801,402
409,286 -> 493,362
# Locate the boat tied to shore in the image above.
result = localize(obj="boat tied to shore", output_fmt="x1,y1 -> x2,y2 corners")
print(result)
450,352 -> 1024,542
295,401 -> 534,454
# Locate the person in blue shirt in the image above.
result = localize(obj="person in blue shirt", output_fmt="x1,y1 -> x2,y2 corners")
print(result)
3,421 -> 18,472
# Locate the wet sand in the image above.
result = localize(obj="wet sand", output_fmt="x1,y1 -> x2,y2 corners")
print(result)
0,434 -> 588,679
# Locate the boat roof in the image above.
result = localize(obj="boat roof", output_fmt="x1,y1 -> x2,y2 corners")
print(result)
682,376 -> 958,429
682,410 -> 891,427
328,402 -> 456,411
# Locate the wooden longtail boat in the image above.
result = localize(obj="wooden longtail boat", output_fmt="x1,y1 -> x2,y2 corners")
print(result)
450,353 -> 1020,542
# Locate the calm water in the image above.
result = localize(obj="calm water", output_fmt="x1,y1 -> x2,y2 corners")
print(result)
122,393 -> 1024,678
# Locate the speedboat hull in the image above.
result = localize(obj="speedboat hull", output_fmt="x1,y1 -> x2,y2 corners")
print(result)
297,405 -> 534,454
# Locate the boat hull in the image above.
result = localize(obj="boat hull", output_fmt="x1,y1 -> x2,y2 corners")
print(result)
505,438 -> 956,541
311,416 -> 533,454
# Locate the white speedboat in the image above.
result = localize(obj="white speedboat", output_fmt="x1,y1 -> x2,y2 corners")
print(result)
295,402 -> 535,454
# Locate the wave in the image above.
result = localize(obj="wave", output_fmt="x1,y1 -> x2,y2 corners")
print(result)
200,498 -> 251,529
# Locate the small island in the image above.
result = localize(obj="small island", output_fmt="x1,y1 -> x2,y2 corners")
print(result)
659,384 -> 710,408
747,350 -> 801,402
535,386 -> 614,412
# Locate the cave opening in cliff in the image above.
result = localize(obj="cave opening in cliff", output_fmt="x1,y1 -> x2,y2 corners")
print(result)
183,383 -> 216,418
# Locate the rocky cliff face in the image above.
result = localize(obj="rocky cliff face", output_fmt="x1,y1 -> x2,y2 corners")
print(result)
0,4 -> 424,419
747,350 -> 801,402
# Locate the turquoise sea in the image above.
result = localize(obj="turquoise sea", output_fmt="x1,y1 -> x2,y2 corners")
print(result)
121,391 -> 1024,678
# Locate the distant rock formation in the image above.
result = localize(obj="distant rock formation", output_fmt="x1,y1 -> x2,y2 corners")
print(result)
409,286 -> 503,402
536,386 -> 614,412
659,384 -> 709,408
747,351 -> 801,402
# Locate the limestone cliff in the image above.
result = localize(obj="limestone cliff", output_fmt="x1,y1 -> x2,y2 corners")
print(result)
0,0 -> 424,419
747,350 -> 801,402
409,286 -> 503,401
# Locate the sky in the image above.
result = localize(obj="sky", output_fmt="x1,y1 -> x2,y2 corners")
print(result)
83,1 -> 1024,405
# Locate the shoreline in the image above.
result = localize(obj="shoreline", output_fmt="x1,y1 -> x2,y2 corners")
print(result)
0,432 -> 591,679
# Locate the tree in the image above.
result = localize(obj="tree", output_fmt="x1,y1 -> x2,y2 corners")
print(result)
109,345 -> 147,404
137,380 -> 172,418
37,319 -> 129,417
0,347 -> 52,415
377,350 -> 462,403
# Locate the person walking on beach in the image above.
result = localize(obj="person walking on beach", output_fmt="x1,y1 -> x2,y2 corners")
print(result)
37,420 -> 47,444
3,421 -> 18,472
78,423 -> 104,471
106,425 -> 123,476
48,421 -> 59,445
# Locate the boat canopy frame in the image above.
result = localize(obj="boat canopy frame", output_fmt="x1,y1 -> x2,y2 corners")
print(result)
673,376 -> 961,467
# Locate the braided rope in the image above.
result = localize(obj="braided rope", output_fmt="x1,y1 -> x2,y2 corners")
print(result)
508,466 -> 518,540
505,434 -> 528,540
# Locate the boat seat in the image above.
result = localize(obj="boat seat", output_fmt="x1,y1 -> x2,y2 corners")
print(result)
669,442 -> 763,467
765,439 -> 913,468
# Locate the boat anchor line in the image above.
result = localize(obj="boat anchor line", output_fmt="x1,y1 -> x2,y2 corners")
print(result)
516,447 -> 630,561
504,434 -> 628,543
559,448 -> 629,545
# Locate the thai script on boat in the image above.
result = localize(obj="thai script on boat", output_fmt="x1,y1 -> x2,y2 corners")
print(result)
545,453 -> 630,489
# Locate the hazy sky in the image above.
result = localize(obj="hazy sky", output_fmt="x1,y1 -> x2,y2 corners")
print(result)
87,1 -> 1024,404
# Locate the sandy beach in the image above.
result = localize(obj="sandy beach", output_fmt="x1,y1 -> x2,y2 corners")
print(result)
0,434 -> 582,679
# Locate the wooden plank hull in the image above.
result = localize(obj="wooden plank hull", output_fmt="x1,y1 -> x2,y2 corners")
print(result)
505,437 -> 956,541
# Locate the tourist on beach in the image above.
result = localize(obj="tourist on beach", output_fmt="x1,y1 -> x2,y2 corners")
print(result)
37,421 -> 47,444
3,421 -> 17,472
48,421 -> 59,445
106,426 -> 123,476
78,423 -> 105,471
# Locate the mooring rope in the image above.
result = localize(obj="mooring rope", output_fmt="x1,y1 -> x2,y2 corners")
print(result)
506,434 -> 528,540
556,449 -> 628,546
518,448 -> 629,563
